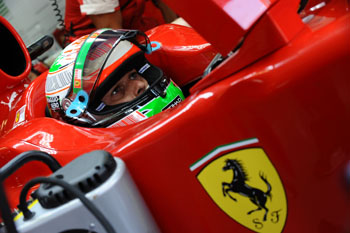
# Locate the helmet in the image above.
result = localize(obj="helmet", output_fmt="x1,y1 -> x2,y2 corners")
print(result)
45,29 -> 184,127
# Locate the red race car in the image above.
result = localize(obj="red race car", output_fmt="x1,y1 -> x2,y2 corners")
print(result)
0,0 -> 349,232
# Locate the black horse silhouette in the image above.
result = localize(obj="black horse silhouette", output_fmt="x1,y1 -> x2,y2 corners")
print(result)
221,159 -> 272,221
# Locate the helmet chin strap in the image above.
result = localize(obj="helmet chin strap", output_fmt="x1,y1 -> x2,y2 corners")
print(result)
152,77 -> 169,98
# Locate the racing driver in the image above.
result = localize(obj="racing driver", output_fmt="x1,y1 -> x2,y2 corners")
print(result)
45,29 -> 184,128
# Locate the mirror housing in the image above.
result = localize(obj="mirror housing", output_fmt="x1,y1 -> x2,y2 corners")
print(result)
0,16 -> 31,90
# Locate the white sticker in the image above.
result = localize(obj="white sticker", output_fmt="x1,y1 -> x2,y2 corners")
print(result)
14,105 -> 26,125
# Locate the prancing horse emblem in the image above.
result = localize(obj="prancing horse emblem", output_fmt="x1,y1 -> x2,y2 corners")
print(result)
222,159 -> 272,221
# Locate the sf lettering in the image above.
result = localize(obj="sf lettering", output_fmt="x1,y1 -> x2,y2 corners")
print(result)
252,209 -> 282,229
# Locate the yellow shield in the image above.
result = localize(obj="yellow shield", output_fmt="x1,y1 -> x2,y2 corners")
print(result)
196,147 -> 287,233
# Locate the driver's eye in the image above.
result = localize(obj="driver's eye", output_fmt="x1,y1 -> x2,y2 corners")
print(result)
129,72 -> 138,80
112,86 -> 121,95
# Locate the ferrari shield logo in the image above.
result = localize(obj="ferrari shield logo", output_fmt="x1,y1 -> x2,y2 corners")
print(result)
194,142 -> 287,233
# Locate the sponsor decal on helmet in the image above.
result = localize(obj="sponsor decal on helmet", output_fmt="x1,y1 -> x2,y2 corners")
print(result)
47,96 -> 60,111
138,63 -> 150,74
162,95 -> 182,111
45,68 -> 73,94
73,68 -> 82,89
109,110 -> 147,127
190,138 -> 287,233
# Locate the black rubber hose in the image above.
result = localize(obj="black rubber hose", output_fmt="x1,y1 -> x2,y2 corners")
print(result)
0,184 -> 18,233
0,151 -> 61,182
18,177 -> 116,233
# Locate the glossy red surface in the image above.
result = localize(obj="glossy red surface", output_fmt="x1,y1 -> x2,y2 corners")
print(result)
145,24 -> 218,87
0,0 -> 349,232
191,0 -> 306,93
163,0 -> 278,56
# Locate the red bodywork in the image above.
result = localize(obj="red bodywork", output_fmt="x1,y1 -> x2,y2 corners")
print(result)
0,0 -> 349,232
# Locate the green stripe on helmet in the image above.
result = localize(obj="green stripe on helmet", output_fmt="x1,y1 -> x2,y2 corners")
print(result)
72,29 -> 110,94
139,81 -> 184,117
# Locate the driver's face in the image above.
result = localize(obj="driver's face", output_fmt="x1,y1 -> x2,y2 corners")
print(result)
102,69 -> 148,105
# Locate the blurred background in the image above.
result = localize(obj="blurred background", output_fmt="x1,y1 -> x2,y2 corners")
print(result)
1,0 -> 66,76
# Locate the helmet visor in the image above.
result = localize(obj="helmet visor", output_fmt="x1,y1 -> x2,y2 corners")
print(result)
70,29 -> 151,98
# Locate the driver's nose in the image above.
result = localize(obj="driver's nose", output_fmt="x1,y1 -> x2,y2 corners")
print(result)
127,79 -> 147,98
